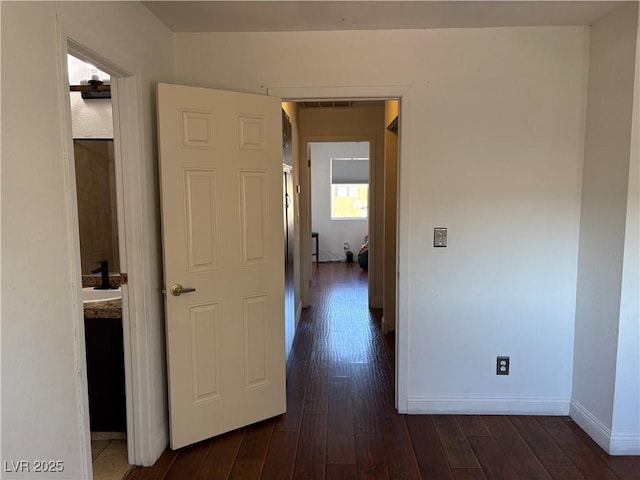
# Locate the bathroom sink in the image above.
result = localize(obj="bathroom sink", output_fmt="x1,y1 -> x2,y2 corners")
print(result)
82,287 -> 122,303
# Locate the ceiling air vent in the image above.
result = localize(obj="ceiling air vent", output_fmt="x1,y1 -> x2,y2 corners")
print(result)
300,101 -> 353,108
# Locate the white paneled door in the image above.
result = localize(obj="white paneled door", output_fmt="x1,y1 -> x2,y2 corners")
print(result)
157,83 -> 285,449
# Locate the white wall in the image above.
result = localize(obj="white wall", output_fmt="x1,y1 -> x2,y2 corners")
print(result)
1,2 -> 174,477
67,54 -> 113,138
571,1 -> 640,455
310,142 -> 369,262
174,26 -> 588,415
613,3 -> 640,453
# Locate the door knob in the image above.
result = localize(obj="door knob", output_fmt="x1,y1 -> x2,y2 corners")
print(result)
170,284 -> 196,296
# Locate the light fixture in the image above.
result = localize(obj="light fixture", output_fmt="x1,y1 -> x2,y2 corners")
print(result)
69,66 -> 111,99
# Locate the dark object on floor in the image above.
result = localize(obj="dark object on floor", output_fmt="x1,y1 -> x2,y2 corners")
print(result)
358,238 -> 369,270
358,250 -> 368,270
346,250 -> 353,263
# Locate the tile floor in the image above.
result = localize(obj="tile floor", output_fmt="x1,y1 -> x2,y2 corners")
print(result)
91,439 -> 131,480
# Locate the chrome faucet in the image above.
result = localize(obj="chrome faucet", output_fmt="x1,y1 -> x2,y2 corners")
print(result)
91,260 -> 114,290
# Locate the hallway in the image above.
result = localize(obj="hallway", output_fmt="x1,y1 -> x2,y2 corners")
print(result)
127,263 -> 639,480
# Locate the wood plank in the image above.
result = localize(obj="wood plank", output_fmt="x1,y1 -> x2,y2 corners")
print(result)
562,417 -> 640,480
326,464 -> 358,480
544,464 -> 586,479
285,357 -> 312,394
456,415 -> 491,436
432,415 -> 480,468
352,358 -> 392,394
355,434 -> 390,480
228,420 -> 274,479
261,430 -> 298,480
351,362 -> 379,396
293,413 -> 326,480
406,415 -> 455,479
382,416 -> 422,480
599,456 -> 640,480
123,468 -> 137,480
535,416 -> 618,480
195,429 -> 244,480
508,416 -> 572,466
302,368 -> 328,415
452,468 -> 488,479
275,386 -> 305,432
164,440 -> 211,480
467,436 -> 520,480
327,350 -> 353,377
352,388 -> 393,435
126,446 -> 178,480
562,417 -> 610,458
287,316 -> 315,370
326,376 -> 356,464
482,415 -> 550,479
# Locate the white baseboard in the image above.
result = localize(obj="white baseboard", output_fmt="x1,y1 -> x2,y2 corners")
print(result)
569,399 -> 611,452
610,433 -> 640,455
570,399 -> 640,455
407,394 -> 570,415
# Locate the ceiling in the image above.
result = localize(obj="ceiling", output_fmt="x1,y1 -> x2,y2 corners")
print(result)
143,1 -> 623,33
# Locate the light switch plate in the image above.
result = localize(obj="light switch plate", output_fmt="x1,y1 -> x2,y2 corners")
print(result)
434,228 -> 447,247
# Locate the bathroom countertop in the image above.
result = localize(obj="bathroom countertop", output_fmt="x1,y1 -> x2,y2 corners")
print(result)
82,274 -> 121,289
84,299 -> 122,319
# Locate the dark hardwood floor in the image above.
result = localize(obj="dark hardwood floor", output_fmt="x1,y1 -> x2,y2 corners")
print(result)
127,262 -> 639,480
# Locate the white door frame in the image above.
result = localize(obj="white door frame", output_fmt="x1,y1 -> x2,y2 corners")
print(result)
111,73 -> 164,465
59,27 -> 162,474
267,85 -> 411,413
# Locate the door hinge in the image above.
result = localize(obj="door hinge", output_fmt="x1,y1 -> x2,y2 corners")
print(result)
308,159 -> 311,167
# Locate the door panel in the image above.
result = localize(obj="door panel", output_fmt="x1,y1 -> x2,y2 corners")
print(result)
239,171 -> 268,265
184,169 -> 218,270
157,83 -> 285,449
190,303 -> 221,403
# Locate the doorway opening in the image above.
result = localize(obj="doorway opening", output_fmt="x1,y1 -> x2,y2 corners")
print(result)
292,98 -> 400,405
294,99 -> 399,316
67,53 -> 131,480
309,141 -> 370,269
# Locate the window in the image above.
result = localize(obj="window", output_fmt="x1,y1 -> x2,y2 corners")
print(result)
330,158 -> 369,219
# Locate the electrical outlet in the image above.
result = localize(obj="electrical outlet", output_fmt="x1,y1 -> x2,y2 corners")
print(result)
497,356 -> 510,375
343,242 -> 350,250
